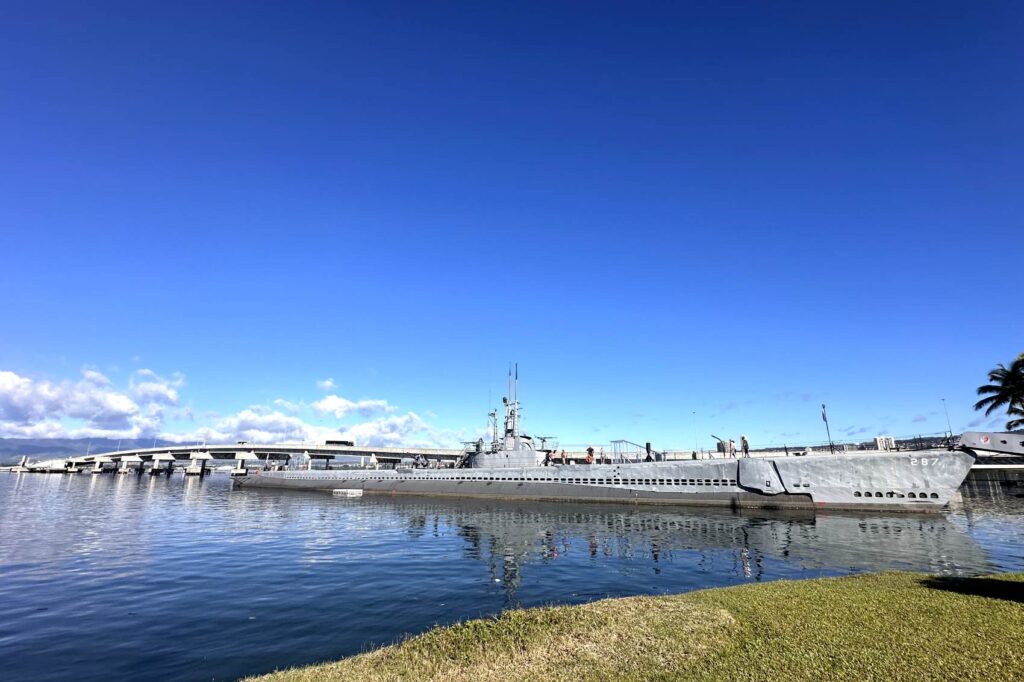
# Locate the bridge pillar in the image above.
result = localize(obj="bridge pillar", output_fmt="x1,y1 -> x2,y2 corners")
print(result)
117,456 -> 144,475
231,451 -> 257,477
156,462 -> 174,475
90,461 -> 106,475
186,452 -> 212,476
149,455 -> 175,476
185,459 -> 207,476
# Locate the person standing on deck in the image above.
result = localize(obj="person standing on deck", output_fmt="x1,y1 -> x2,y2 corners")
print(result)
741,436 -> 750,458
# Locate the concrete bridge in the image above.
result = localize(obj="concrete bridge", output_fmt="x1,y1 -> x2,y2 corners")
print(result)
57,442 -> 467,475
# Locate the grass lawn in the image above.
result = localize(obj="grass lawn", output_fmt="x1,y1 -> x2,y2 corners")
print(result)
248,571 -> 1024,681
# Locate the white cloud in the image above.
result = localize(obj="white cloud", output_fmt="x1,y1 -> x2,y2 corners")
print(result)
0,369 -> 140,431
214,408 -> 319,442
339,412 -> 460,448
130,369 -> 184,405
0,370 -> 66,424
273,398 -> 300,413
0,420 -> 70,439
316,378 -> 336,391
163,407 -> 341,445
160,426 -> 230,444
81,369 -> 111,386
162,407 -> 464,449
0,368 -> 190,438
312,394 -> 396,419
2,366 -> 461,449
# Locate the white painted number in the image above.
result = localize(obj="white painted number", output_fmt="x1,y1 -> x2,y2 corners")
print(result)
910,458 -> 939,466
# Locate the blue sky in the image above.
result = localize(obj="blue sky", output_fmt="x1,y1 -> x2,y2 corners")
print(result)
1,2 -> 1021,449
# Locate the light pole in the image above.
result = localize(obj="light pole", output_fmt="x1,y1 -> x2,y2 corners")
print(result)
941,398 -> 953,438
821,403 -> 835,454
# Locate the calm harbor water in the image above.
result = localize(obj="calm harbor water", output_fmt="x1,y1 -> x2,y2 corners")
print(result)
1,474 -> 1022,681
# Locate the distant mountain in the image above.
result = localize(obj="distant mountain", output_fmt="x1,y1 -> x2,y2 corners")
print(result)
0,438 -> 179,464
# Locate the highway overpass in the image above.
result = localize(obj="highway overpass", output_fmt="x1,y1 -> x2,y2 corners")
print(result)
63,442 -> 466,468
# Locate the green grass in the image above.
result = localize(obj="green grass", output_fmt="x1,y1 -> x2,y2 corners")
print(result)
248,572 -> 1024,682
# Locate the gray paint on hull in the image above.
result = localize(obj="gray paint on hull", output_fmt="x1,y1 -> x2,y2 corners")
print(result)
737,458 -> 784,494
235,449 -> 974,513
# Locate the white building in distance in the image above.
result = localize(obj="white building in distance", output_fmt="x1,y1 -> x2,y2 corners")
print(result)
875,435 -> 896,451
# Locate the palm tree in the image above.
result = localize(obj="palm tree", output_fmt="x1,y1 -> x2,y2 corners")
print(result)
974,353 -> 1024,431
1007,405 -> 1024,432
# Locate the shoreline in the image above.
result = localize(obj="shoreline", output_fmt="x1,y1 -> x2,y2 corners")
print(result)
248,571 -> 1024,681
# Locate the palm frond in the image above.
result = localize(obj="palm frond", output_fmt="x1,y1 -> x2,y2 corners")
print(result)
987,366 -> 1009,382
973,395 -> 1007,415
1007,405 -> 1024,431
974,354 -> 1024,420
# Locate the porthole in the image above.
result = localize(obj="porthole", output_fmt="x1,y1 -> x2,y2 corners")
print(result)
908,492 -> 916,498
853,491 -> 862,497
930,493 -> 939,499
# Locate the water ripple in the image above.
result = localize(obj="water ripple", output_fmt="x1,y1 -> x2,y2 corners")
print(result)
0,474 -> 1021,681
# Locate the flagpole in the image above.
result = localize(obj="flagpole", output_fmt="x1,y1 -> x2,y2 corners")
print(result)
822,403 -> 835,454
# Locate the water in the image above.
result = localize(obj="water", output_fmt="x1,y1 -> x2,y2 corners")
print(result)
1,474 -> 1022,681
